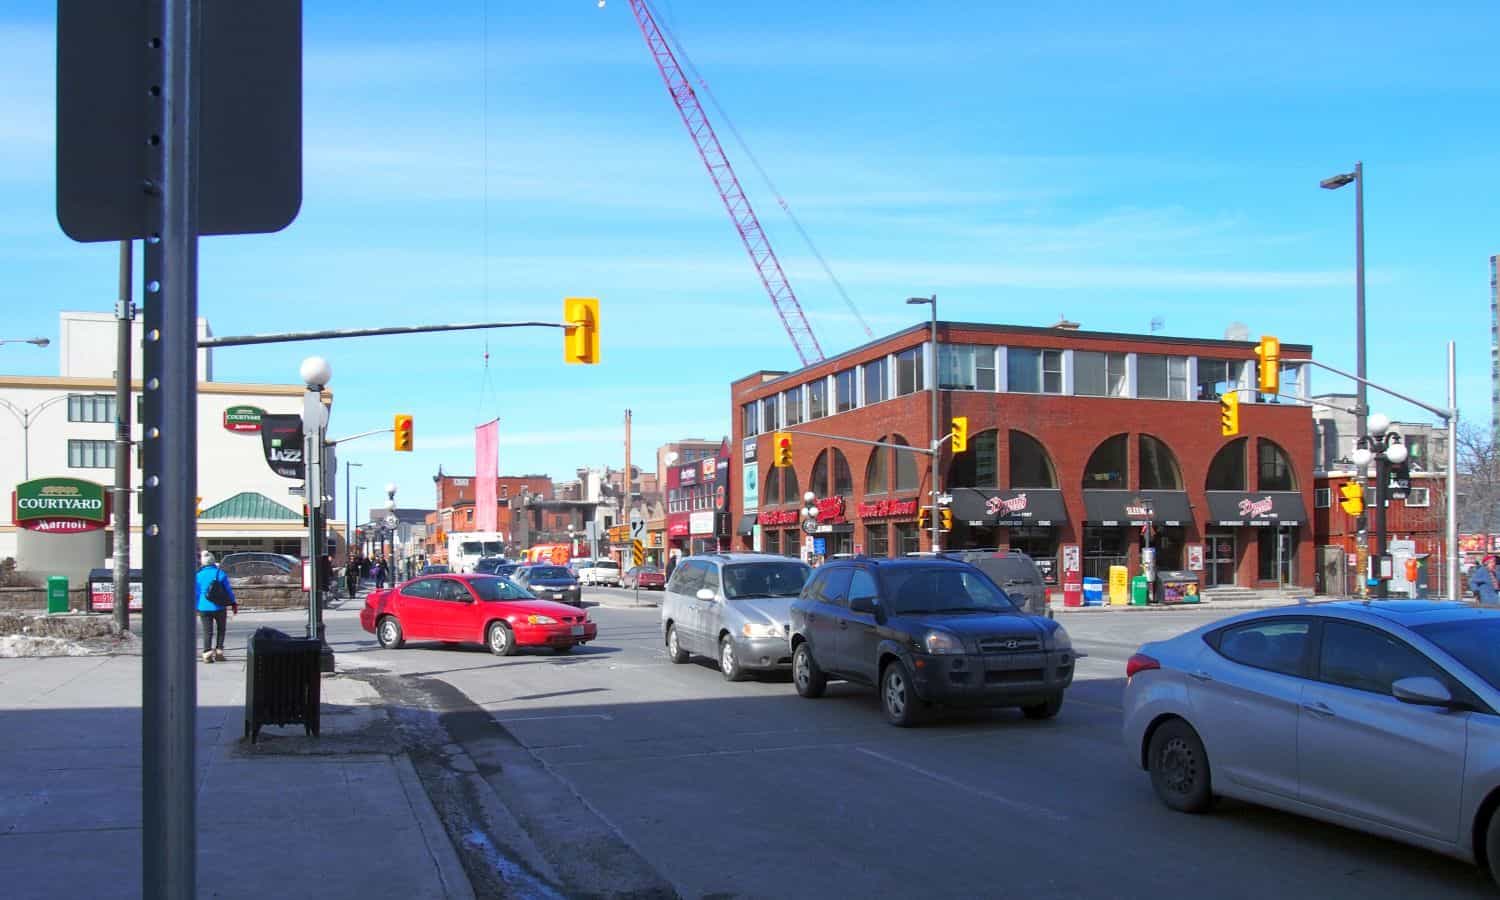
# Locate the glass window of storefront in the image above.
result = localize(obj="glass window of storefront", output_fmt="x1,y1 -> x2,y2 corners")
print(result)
1083,434 -> 1128,489
1257,526 -> 1298,583
1137,355 -> 1189,400
1010,431 -> 1057,487
1257,439 -> 1297,491
808,378 -> 828,420
896,347 -> 924,395
892,435 -> 918,492
865,443 -> 888,495
836,369 -> 856,412
895,522 -> 921,556
783,385 -> 802,426
1009,525 -> 1060,583
810,449 -> 852,497
948,429 -> 999,488
864,357 -> 888,405
866,522 -> 890,558
1083,525 -> 1128,582
833,450 -> 853,497
1074,351 -> 1128,397
1007,348 -> 1063,394
1207,438 -> 1247,490
1139,435 -> 1183,490
1196,359 -> 1248,400
764,529 -> 780,556
742,403 -> 757,436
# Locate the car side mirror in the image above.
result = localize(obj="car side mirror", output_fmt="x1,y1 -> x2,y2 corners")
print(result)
696,588 -> 716,602
849,595 -> 877,615
1391,676 -> 1454,708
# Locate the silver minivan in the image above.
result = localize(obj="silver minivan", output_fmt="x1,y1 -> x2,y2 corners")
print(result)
662,553 -> 812,681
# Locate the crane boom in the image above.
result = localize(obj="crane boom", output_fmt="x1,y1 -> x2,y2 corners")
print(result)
627,0 -> 825,366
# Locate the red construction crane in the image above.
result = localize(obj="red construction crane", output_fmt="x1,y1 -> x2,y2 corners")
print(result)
626,0 -> 826,366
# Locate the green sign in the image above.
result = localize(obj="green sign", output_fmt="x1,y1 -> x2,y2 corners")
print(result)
223,404 -> 266,433
13,477 -> 109,533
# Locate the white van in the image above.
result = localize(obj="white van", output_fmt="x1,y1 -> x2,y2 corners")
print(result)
578,558 -> 621,586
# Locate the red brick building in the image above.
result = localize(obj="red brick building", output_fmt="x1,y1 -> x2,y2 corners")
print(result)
1312,471 -> 1449,595
423,472 -> 555,560
730,321 -> 1316,591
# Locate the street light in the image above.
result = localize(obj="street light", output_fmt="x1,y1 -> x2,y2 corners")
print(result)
1354,412 -> 1407,598
1320,163 -> 1365,438
0,395 -> 71,480
0,337 -> 50,348
345,461 -> 363,565
906,294 -> 940,553
300,356 -> 332,668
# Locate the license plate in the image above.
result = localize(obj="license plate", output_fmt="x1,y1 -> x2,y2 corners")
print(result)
552,592 -> 565,599
571,625 -> 585,636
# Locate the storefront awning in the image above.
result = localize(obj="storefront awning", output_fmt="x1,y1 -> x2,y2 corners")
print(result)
1083,490 -> 1192,526
951,488 -> 1068,527
736,514 -> 757,536
1205,491 -> 1306,527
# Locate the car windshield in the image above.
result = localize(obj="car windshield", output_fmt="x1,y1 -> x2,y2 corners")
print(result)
422,565 -> 449,574
468,576 -> 533,602
529,566 -> 571,579
722,562 -> 811,600
1414,619 -> 1500,691
880,566 -> 1015,615
482,541 -> 503,555
595,561 -> 619,571
461,542 -> 483,554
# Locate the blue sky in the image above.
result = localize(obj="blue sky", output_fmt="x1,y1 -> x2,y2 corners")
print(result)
3,1 -> 1497,509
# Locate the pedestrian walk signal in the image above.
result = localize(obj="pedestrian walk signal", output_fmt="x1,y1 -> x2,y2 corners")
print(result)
951,416 -> 969,454
1218,391 -> 1240,436
1339,481 -> 1364,516
563,297 -> 600,365
1255,336 -> 1280,394
773,432 -> 794,468
394,414 -> 413,452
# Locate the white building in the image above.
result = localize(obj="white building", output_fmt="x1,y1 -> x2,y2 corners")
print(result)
0,313 -> 344,586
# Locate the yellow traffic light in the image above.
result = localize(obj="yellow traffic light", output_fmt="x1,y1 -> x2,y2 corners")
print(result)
1255,336 -> 1280,394
1219,391 -> 1240,436
563,297 -> 600,365
951,416 -> 969,454
1339,481 -> 1365,517
772,432 -> 794,468
196,496 -> 203,518
918,508 -> 930,529
940,508 -> 953,531
394,414 -> 414,452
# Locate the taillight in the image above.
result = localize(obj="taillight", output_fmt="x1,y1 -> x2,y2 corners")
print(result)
1126,653 -> 1160,679
1043,587 -> 1052,605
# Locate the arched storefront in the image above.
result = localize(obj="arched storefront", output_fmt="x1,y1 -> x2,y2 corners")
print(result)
947,429 -> 1068,582
1203,437 -> 1307,587
859,435 -> 922,558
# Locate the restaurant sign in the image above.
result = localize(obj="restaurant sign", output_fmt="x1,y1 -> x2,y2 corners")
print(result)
857,497 -> 918,520
13,477 -> 109,533
758,509 -> 799,527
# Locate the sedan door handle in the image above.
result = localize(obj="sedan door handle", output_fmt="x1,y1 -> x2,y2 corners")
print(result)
838,620 -> 848,630
1188,670 -> 1213,682
1301,701 -> 1335,718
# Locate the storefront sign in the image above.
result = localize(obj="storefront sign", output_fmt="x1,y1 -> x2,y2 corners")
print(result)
689,510 -> 715,535
742,462 -> 759,513
815,496 -> 846,523
758,509 -> 798,527
701,458 -> 717,480
222,404 -> 266,433
13,477 -> 109,533
678,464 -> 697,487
668,519 -> 689,538
1187,544 -> 1204,572
742,436 -> 757,463
1238,496 -> 1275,519
857,497 -> 918,519
260,413 -> 305,479
1124,504 -> 1152,519
987,494 -> 1028,516
89,577 -> 144,612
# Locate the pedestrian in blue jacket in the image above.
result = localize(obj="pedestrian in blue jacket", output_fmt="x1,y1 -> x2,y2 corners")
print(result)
196,551 -> 238,663
1470,555 -> 1500,606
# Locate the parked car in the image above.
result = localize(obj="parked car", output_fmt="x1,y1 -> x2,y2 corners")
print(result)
578,558 -> 622,587
940,549 -> 1051,617
622,565 -> 665,590
473,557 -> 508,575
789,557 -> 1074,726
217,552 -> 297,579
359,574 -> 596,655
662,553 -> 813,680
1123,600 -> 1500,884
513,564 -> 583,606
419,564 -> 450,575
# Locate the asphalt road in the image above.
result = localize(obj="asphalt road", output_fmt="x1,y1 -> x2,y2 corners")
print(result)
227,590 -> 1493,899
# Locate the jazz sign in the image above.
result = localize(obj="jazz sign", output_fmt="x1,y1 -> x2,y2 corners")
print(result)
13,477 -> 109,533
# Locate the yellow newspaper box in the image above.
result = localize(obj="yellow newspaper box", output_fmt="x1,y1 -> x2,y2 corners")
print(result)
1108,565 -> 1129,606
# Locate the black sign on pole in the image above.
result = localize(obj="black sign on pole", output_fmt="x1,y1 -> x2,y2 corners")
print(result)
260,414 -> 305,479
57,0 -> 302,243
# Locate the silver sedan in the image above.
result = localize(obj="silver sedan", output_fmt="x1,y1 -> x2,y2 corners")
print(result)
1122,600 -> 1500,886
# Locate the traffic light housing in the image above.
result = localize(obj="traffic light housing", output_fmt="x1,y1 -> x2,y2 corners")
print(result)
1219,391 -> 1240,436
773,432 -> 794,468
1255,335 -> 1280,395
951,416 -> 969,453
563,297 -> 600,365
918,508 -> 930,529
394,414 -> 414,452
196,496 -> 203,518
1339,481 -> 1364,517
940,508 -> 953,530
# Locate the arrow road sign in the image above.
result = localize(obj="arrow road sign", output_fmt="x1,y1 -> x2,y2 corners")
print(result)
629,508 -> 645,541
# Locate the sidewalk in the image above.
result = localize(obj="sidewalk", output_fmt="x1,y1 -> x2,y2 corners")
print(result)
0,649 -> 472,899
1054,596 -> 1314,614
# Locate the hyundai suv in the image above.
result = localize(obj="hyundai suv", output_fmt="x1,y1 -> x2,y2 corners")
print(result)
789,557 -> 1075,726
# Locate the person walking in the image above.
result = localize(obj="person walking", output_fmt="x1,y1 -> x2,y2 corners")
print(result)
345,558 -> 360,598
373,559 -> 387,590
1471,555 -> 1500,606
196,551 -> 237,663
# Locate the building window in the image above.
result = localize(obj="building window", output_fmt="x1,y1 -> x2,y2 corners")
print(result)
895,347 -> 924,396
892,436 -> 918,492
1082,434 -> 1128,490
939,344 -> 995,391
895,521 -> 921,555
835,369 -> 857,413
1137,355 -> 1189,400
1074,351 -> 1127,397
1277,364 -> 1302,400
1257,439 -> 1297,491
807,378 -> 828,420
764,529 -> 780,556
1207,438 -> 1248,491
865,444 -> 888,495
1405,487 -> 1430,508
760,396 -> 779,433
742,403 -> 758,437
68,394 -> 116,423
1010,431 -> 1057,488
1196,359 -> 1248,401
1007,348 -> 1063,394
783,386 -> 803,426
865,523 -> 890,558
1138,435 -> 1183,490
68,439 -> 114,468
1314,487 -> 1331,508
948,429 -> 999,488
810,449 -> 853,498
863,358 -> 889,405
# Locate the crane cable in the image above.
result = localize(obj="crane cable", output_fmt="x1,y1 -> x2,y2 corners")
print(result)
654,16 -> 875,340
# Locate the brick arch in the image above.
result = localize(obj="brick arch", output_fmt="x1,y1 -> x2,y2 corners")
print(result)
1082,433 -> 1129,490
1138,433 -> 1184,491
1008,429 -> 1057,489
1205,437 -> 1249,492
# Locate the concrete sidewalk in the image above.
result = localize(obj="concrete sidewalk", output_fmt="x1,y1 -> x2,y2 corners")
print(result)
0,649 -> 472,900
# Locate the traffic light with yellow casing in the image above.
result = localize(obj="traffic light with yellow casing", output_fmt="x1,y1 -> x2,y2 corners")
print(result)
1339,481 -> 1364,517
394,414 -> 414,452
563,297 -> 600,365
1219,391 -> 1240,436
773,432 -> 794,468
951,416 -> 969,453
940,508 -> 953,531
1255,336 -> 1280,394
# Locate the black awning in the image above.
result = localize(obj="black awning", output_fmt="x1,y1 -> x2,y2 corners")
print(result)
1205,491 -> 1307,527
951,488 -> 1068,527
736,513 -> 757,536
1083,490 -> 1193,526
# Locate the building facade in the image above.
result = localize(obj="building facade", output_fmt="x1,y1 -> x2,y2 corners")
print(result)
1312,470 -> 1448,596
731,321 -> 1316,591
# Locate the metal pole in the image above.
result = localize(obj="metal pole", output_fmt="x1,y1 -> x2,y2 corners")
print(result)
1447,342 -> 1460,600
113,241 -> 134,633
141,0 -> 200,893
1374,450 -> 1389,599
928,296 -> 940,554
1354,162 -> 1367,439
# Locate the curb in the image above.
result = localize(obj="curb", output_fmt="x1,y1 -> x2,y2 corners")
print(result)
1054,601 -> 1310,613
393,753 -> 479,900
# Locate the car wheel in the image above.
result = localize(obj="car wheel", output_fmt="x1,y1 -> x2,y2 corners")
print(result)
665,624 -> 689,664
719,635 -> 746,682
553,644 -> 574,655
376,616 -> 404,649
1148,718 -> 1214,813
1022,693 -> 1064,720
792,642 -> 826,698
881,659 -> 925,727
486,622 -> 516,657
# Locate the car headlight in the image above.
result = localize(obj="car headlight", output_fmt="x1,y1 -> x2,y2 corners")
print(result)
1051,626 -> 1072,651
742,623 -> 781,638
922,630 -> 964,654
527,615 -> 558,625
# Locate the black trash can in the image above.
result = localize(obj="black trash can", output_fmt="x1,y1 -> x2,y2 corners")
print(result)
244,627 -> 322,743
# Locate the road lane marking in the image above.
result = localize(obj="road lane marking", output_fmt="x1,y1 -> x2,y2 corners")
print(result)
854,748 -> 1070,823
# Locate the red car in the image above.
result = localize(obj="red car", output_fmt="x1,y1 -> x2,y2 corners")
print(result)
623,565 -> 666,590
360,573 -> 597,656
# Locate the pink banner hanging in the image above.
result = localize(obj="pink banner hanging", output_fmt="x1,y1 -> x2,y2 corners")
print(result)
475,419 -> 498,532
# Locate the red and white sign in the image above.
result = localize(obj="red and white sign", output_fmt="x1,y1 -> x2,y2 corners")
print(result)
815,496 -> 846,523
758,509 -> 798,527
668,519 -> 690,537
857,497 -> 918,520
1061,544 -> 1082,608
1187,544 -> 1204,572
985,493 -> 1028,516
701,458 -> 716,480
1238,496 -> 1276,519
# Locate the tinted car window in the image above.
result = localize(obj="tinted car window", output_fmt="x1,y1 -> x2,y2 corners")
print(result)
436,580 -> 472,603
529,566 -> 572,580
1216,620 -> 1310,676
595,561 -> 620,571
1414,619 -> 1500,691
815,568 -> 852,607
403,578 -> 438,599
722,562 -> 811,599
880,566 -> 1012,615
702,565 -> 722,596
469,576 -> 532,601
670,562 -> 705,594
1319,621 -> 1444,696
848,569 -> 880,604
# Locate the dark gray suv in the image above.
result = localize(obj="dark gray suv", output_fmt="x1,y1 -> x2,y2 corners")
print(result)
939,549 -> 1052,618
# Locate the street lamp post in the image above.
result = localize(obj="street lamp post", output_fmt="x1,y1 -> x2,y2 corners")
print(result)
345,461 -> 362,567
0,337 -> 50,348
907,295 -> 940,553
1320,162 -> 1366,437
802,491 -> 819,563
0,395 -> 71,481
1352,413 -> 1408,599
300,356 -> 334,669
385,483 -> 398,570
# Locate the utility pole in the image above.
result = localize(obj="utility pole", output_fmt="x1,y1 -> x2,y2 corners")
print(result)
624,408 -> 633,525
112,240 -> 134,633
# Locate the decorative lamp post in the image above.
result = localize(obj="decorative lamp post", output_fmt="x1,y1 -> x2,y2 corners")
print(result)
1352,413 -> 1407,599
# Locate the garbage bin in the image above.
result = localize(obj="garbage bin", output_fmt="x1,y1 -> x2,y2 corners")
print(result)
1108,565 -> 1130,606
1156,570 -> 1202,605
1129,575 -> 1150,606
1082,577 -> 1105,606
244,627 -> 322,743
46,576 -> 70,615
